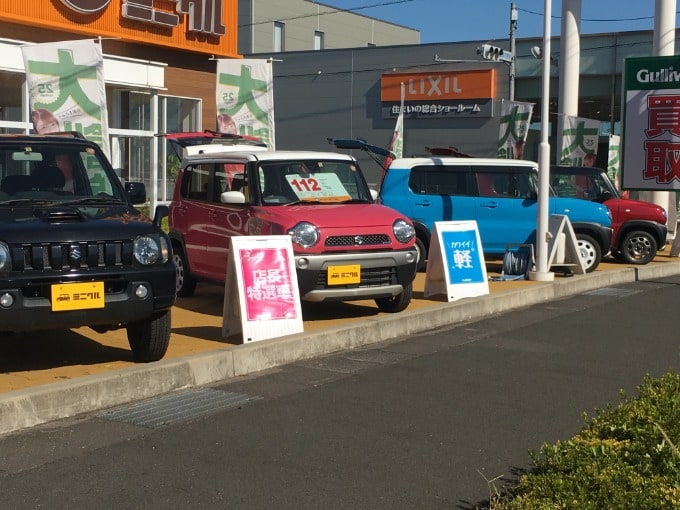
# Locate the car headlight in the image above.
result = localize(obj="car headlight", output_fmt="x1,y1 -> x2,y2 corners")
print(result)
393,219 -> 415,244
288,222 -> 320,248
134,235 -> 161,265
0,242 -> 10,272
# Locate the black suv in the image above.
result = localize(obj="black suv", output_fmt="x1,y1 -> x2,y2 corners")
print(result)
0,133 -> 176,362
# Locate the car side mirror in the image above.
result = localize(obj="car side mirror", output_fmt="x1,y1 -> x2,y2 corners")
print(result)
221,191 -> 246,204
152,205 -> 169,227
125,181 -> 147,204
369,189 -> 379,201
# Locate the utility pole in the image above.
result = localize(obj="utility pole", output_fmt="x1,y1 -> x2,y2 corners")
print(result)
509,2 -> 517,101
529,0 -> 554,282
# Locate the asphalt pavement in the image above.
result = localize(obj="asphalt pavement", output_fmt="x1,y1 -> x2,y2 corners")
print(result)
2,273 -> 680,508
1,255 -> 680,436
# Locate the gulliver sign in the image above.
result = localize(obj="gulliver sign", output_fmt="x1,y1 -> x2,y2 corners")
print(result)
59,0 -> 225,36
622,55 -> 680,191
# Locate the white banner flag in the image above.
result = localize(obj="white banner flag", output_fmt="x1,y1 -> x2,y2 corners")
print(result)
497,100 -> 533,159
216,59 -> 275,149
558,115 -> 600,166
388,82 -> 405,159
607,134 -> 621,190
380,82 -> 405,185
21,40 -> 110,158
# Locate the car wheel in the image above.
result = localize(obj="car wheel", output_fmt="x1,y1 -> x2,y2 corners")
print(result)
126,310 -> 171,362
174,245 -> 196,297
375,282 -> 412,313
415,236 -> 427,272
576,233 -> 602,273
619,230 -> 657,265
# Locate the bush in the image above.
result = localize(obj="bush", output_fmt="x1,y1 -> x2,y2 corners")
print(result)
489,371 -> 680,509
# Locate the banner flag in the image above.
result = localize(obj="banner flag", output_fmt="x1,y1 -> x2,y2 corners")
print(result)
380,82 -> 405,185
558,115 -> 600,166
216,59 -> 275,149
21,40 -> 110,158
497,100 -> 533,159
607,134 -> 621,190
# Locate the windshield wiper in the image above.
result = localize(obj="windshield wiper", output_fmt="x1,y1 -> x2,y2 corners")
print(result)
0,199 -> 58,206
61,196 -> 125,206
284,199 -> 327,206
338,198 -> 371,204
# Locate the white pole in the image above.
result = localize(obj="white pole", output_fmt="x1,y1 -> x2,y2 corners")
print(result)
529,0 -> 555,281
556,0 -> 581,161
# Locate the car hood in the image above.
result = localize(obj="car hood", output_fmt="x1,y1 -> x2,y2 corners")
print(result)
0,203 -> 156,243
258,203 -> 407,228
603,197 -> 667,222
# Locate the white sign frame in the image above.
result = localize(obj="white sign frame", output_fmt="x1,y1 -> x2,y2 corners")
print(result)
222,236 -> 304,343
424,221 -> 489,302
547,214 -> 586,275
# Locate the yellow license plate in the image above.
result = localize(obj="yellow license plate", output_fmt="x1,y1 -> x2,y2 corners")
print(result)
327,264 -> 360,285
51,282 -> 105,311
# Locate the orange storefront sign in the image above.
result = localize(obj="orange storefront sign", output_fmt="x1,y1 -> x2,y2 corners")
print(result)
0,0 -> 239,57
381,70 -> 496,101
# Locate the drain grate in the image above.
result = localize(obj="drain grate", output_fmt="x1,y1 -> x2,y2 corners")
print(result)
583,287 -> 641,298
96,388 -> 261,428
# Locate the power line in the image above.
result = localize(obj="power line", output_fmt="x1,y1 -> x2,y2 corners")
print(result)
518,7 -> 679,23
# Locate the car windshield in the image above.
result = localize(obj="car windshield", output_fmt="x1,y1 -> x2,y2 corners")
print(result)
256,159 -> 370,205
551,170 -> 619,201
0,142 -> 125,204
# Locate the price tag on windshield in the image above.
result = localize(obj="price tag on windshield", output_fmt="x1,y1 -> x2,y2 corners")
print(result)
284,173 -> 351,202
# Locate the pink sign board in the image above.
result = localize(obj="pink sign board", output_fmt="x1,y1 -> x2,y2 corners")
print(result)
239,248 -> 297,321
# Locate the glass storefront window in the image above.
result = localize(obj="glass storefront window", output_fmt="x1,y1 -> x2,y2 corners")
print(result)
163,96 -> 199,133
0,72 -> 23,123
111,135 -> 153,187
108,89 -> 152,131
159,95 -> 200,200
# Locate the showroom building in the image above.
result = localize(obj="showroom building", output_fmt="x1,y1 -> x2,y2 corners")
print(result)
1,1 -> 676,192
0,0 -> 414,200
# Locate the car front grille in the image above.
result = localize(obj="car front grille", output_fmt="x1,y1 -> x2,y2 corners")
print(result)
11,241 -> 134,271
325,234 -> 391,247
316,266 -> 398,288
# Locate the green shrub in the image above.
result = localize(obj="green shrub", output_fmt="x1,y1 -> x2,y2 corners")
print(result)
490,371 -> 680,509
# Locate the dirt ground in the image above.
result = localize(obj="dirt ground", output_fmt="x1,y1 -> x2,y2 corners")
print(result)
1,256 -> 675,393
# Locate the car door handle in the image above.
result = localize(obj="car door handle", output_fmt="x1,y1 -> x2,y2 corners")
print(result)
479,201 -> 499,208
415,200 -> 431,206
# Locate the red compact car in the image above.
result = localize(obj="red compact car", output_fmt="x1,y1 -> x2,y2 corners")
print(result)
551,165 -> 668,265
168,137 -> 417,313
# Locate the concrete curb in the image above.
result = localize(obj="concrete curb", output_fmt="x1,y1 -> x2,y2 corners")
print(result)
2,262 -> 680,436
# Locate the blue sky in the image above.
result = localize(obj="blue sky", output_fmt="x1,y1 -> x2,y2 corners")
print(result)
322,1 -> 678,44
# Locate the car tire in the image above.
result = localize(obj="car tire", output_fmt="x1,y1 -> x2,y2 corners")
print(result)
126,310 -> 171,362
576,233 -> 602,273
415,236 -> 428,272
174,245 -> 196,297
375,281 -> 412,313
619,230 -> 657,265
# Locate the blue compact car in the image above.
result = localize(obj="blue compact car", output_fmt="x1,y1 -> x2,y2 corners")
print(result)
379,158 -> 613,273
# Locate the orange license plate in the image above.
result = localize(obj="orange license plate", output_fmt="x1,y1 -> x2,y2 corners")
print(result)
327,264 -> 360,285
51,282 -> 105,311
